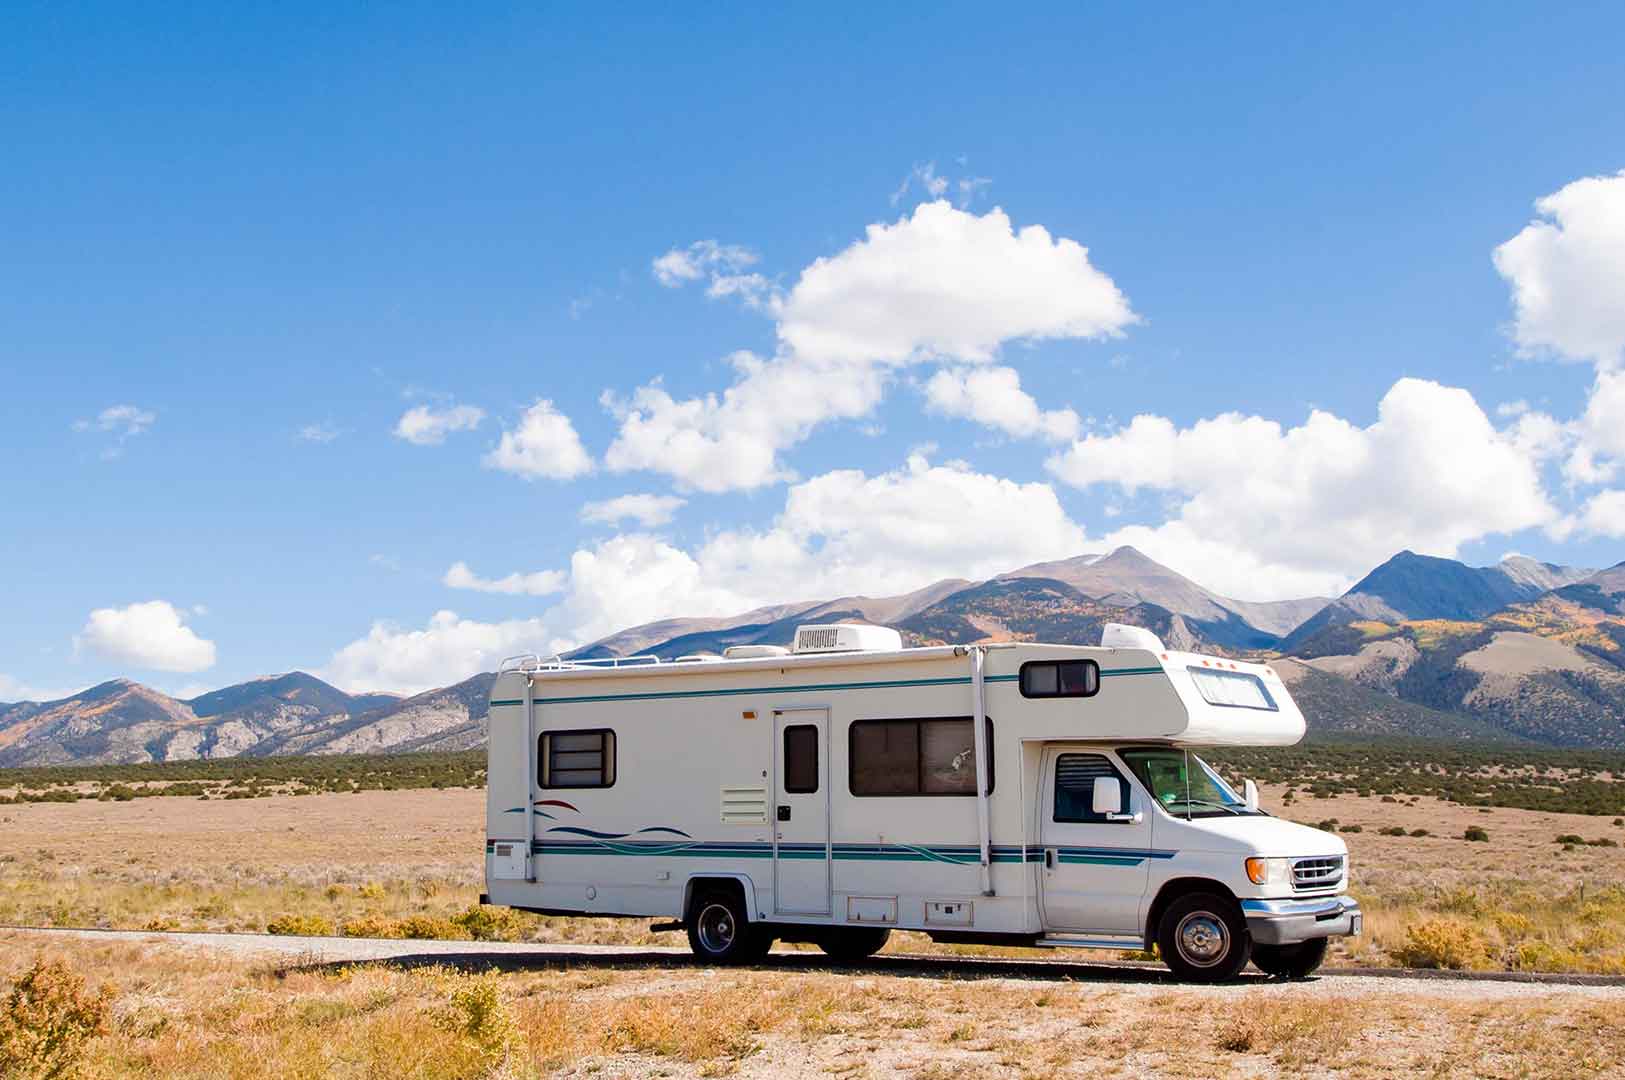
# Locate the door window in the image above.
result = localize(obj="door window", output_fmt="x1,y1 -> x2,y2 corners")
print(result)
1053,753 -> 1129,823
783,724 -> 819,793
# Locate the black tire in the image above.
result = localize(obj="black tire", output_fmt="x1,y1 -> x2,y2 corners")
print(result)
1252,938 -> 1328,979
685,889 -> 771,965
817,927 -> 891,963
1156,891 -> 1251,983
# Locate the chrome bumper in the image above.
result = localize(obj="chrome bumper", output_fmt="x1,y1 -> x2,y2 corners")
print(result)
1241,895 -> 1361,946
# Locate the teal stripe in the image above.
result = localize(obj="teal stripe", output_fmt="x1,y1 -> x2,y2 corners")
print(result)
491,666 -> 1160,708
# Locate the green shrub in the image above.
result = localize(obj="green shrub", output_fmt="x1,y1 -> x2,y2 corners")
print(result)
1464,827 -> 1489,842
1556,834 -> 1587,845
1340,824 -> 1363,833
1409,828 -> 1430,837
0,959 -> 114,1080
1378,826 -> 1408,836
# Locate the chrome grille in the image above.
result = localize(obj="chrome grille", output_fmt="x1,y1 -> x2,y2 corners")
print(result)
1291,855 -> 1344,891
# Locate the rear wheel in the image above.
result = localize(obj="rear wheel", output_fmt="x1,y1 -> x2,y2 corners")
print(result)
817,927 -> 891,963
1157,891 -> 1251,982
1252,938 -> 1328,979
686,889 -> 771,965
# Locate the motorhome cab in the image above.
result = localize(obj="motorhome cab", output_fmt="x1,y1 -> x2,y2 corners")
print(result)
482,623 -> 1360,982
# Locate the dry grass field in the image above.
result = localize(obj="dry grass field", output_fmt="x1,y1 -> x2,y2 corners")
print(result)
3,786 -> 1624,973
2,930 -> 1624,1079
4,787 -> 1625,1076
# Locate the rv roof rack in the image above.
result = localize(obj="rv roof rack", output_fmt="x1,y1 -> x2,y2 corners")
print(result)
498,653 -> 662,674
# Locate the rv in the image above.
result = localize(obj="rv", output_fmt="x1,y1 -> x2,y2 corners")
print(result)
482,623 -> 1359,982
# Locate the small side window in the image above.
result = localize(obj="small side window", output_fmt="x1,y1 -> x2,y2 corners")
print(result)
783,724 -> 819,793
1053,753 -> 1129,823
1020,659 -> 1100,699
540,729 -> 616,788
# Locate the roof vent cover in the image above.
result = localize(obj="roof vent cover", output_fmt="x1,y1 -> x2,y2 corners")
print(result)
792,623 -> 903,654
1100,623 -> 1166,653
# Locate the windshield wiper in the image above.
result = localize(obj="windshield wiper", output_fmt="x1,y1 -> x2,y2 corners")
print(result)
1163,798 -> 1244,816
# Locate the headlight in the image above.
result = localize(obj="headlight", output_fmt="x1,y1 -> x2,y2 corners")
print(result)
1244,857 -> 1290,885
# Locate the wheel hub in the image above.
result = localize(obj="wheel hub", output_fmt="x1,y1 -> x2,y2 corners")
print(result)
1177,912 -> 1229,967
697,903 -> 737,953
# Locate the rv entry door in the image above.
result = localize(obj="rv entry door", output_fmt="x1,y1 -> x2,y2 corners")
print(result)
772,707 -> 832,916
1038,747 -> 1152,934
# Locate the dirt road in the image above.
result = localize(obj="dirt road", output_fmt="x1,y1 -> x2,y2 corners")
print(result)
10,926 -> 1623,999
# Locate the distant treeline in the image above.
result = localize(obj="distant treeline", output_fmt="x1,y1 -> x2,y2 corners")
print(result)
0,750 -> 485,803
1208,737 -> 1625,817
3,740 -> 1623,817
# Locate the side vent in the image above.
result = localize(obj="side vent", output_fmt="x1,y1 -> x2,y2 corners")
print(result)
721,786 -> 769,824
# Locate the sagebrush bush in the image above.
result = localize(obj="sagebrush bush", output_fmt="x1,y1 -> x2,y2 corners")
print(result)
1464,826 -> 1490,842
266,913 -> 333,936
1390,917 -> 1488,970
440,973 -> 519,1061
0,959 -> 114,1080
453,904 -> 532,942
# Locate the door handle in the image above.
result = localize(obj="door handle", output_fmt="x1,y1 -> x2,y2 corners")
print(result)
1044,848 -> 1056,869
776,805 -> 791,821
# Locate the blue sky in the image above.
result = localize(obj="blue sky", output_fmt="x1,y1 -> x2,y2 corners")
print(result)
4,3 -> 1624,698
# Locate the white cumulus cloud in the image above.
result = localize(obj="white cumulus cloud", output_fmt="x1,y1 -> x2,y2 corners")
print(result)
75,600 -> 217,673
923,365 -> 1081,442
1493,170 -> 1625,368
608,201 -> 1135,491
555,453 -> 1089,643
322,610 -> 562,695
483,399 -> 593,480
579,493 -> 687,528
393,404 -> 486,446
1047,378 -> 1558,599
442,561 -> 567,597
0,674 -> 78,703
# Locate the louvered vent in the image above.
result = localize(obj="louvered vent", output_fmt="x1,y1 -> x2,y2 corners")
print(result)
721,786 -> 769,824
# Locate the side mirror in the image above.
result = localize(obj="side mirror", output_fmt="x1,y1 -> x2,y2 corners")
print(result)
1243,778 -> 1259,813
1091,776 -> 1122,816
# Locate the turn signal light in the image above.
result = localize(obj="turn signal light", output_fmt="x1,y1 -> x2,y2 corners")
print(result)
1245,857 -> 1289,885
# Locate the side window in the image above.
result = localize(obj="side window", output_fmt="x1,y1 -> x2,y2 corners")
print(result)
1053,753 -> 1128,823
1020,659 -> 1100,699
539,729 -> 616,788
783,724 -> 819,793
849,717 -> 993,796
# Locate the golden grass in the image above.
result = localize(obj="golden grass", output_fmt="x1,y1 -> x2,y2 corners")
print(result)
6,786 -> 1625,975
2,934 -> 1622,1079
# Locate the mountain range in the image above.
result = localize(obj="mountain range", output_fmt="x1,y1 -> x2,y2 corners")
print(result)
4,547 -> 1624,766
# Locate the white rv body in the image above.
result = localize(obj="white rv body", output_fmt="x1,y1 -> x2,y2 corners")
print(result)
483,625 -> 1359,979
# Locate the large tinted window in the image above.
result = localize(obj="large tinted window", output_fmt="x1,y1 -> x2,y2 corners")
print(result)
849,717 -> 992,796
783,724 -> 819,793
1020,659 -> 1100,698
1053,753 -> 1129,823
540,729 -> 616,788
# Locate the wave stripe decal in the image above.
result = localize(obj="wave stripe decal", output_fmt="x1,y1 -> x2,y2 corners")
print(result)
515,839 -> 1174,865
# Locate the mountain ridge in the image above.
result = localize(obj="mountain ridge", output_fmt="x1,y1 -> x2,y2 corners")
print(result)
4,546 -> 1620,764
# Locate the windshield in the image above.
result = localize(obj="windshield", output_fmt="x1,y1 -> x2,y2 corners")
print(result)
1119,748 -> 1260,818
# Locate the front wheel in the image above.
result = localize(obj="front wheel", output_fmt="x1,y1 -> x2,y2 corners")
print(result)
1157,892 -> 1251,982
817,927 -> 890,963
686,889 -> 771,965
1252,938 -> 1328,979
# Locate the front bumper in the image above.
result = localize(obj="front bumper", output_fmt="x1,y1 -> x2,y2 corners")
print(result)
1241,895 -> 1361,946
